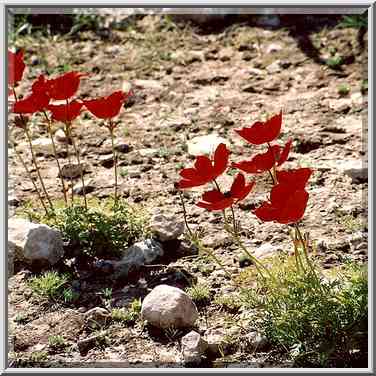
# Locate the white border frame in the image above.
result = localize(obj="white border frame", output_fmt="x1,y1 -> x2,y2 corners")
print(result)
1,2 -> 374,374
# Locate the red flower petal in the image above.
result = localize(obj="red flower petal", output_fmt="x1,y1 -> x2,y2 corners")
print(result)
177,143 -> 229,189
212,143 -> 230,176
195,156 -> 213,179
270,184 -> 292,208
32,75 -> 49,94
13,91 -> 50,114
8,50 -> 25,86
230,173 -> 246,197
276,190 -> 309,224
48,101 -> 83,122
235,111 -> 282,145
253,202 -> 279,222
276,139 -> 292,166
276,168 -> 313,189
197,189 -> 233,211
84,91 -> 126,119
201,189 -> 225,203
232,145 -> 280,173
46,71 -> 87,100
235,181 -> 256,202
180,168 -> 198,180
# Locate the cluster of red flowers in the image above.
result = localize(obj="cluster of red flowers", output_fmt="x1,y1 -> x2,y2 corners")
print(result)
177,111 -> 312,225
8,49 -> 131,124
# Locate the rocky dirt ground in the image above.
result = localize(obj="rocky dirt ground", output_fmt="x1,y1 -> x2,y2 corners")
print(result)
8,12 -> 368,368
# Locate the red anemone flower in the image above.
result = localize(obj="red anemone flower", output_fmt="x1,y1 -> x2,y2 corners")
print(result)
32,75 -> 49,94
197,173 -> 255,211
46,71 -> 87,100
235,111 -> 282,145
177,143 -> 230,189
232,139 -> 292,174
253,168 -> 313,224
13,75 -> 50,114
8,50 -> 26,87
84,91 -> 130,120
48,101 -> 83,123
13,91 -> 50,114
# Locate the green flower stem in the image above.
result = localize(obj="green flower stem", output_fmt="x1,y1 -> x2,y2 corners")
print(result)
192,236 -> 241,287
230,205 -> 237,234
177,186 -> 239,286
65,123 -> 87,210
290,229 -> 306,273
10,138 -> 49,215
42,111 -> 68,206
213,178 -> 274,281
24,126 -> 54,212
63,100 -> 75,205
295,224 -> 322,291
265,160 -> 319,284
64,129 -> 74,205
177,189 -> 193,238
224,220 -> 274,281
12,87 -> 53,212
267,142 -> 277,183
109,123 -> 118,207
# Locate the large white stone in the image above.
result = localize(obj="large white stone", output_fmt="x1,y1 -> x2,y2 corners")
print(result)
141,285 -> 198,329
8,217 -> 64,265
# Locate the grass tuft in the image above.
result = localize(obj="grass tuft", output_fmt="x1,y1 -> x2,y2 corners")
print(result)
111,298 -> 142,325
186,283 -> 211,305
18,197 -> 150,258
239,255 -> 367,367
29,271 -> 70,300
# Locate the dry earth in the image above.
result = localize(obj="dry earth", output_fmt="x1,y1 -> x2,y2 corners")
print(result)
8,13 -> 368,368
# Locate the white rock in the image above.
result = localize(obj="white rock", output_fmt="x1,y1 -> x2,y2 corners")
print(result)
328,98 -> 351,113
114,239 -> 163,278
60,163 -> 85,179
244,331 -> 269,352
187,134 -> 230,156
348,231 -> 367,252
98,154 -> 114,166
141,285 -> 198,329
342,161 -> 368,184
316,159 -> 367,184
350,92 -> 363,106
133,79 -> 163,91
8,217 -> 64,265
101,139 -> 131,154
54,128 -> 70,144
138,148 -> 159,158
72,179 -> 96,195
122,81 -> 132,93
265,43 -> 282,54
131,239 -> 163,264
254,243 -> 282,259
150,212 -> 185,242
181,331 -> 208,363
84,307 -> 110,328
266,60 -> 281,74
